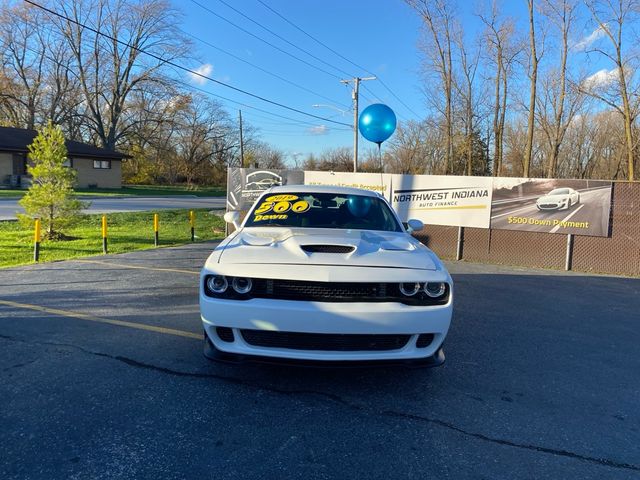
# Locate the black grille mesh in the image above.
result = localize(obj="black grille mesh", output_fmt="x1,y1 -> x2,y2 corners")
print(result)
255,279 -> 382,301
240,330 -> 410,351
301,244 -> 355,254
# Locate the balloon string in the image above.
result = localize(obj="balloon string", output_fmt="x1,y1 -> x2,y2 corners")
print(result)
378,142 -> 384,194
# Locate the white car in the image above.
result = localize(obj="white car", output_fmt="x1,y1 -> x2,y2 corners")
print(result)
200,185 -> 453,367
536,187 -> 580,210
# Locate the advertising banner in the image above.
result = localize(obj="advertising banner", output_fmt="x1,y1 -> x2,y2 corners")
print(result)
390,174 -> 493,227
303,171 -> 392,200
490,178 -> 612,237
226,168 -> 304,213
226,169 -> 613,236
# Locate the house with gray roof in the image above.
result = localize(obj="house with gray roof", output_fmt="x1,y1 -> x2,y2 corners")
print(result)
0,126 -> 126,189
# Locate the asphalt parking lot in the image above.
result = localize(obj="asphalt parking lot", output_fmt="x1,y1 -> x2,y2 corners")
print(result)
1,243 -> 639,479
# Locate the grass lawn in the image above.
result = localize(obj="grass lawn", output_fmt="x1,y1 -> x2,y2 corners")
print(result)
0,209 -> 226,268
0,184 -> 226,198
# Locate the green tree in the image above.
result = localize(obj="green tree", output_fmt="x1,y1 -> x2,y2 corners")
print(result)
18,122 -> 85,239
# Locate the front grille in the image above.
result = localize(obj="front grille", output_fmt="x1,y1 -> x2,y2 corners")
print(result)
539,204 -> 558,208
253,279 -> 383,301
301,244 -> 355,254
240,329 -> 410,351
249,279 -> 449,306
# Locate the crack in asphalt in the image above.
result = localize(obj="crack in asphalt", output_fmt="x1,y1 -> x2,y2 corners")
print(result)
1,334 -> 638,473
380,410 -> 639,472
2,359 -> 37,372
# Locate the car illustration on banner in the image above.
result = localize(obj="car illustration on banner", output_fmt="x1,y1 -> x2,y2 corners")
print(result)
200,185 -> 453,367
244,171 -> 282,192
536,187 -> 580,211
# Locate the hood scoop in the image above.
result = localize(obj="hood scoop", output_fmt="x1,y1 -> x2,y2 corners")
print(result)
301,244 -> 356,254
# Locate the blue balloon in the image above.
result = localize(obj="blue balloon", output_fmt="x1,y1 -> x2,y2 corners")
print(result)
358,103 -> 397,144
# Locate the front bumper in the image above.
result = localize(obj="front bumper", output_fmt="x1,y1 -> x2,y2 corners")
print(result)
200,293 -> 452,362
537,200 -> 568,210
203,333 -> 446,368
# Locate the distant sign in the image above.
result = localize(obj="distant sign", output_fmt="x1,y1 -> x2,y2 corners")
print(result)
390,174 -> 493,228
303,171 -> 392,199
226,168 -> 304,213
490,178 -> 612,237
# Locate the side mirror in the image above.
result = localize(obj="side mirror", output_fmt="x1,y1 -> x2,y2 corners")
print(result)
406,219 -> 424,233
223,211 -> 241,230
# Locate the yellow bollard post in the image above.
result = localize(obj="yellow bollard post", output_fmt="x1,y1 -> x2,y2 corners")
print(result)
102,215 -> 108,254
189,210 -> 195,241
154,213 -> 159,246
33,219 -> 41,262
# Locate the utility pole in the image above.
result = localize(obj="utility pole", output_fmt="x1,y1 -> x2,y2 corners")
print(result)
238,109 -> 245,168
340,76 -> 376,172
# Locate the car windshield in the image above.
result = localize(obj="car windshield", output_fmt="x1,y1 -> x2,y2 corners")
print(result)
549,188 -> 570,195
244,192 -> 403,232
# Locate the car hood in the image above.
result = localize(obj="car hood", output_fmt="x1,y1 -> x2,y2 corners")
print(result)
538,194 -> 568,202
218,227 -> 438,270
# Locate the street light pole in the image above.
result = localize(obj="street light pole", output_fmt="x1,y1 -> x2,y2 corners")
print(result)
340,76 -> 376,172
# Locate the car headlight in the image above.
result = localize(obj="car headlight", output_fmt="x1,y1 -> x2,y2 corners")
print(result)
207,275 -> 228,294
424,282 -> 447,298
232,277 -> 253,294
399,282 -> 421,296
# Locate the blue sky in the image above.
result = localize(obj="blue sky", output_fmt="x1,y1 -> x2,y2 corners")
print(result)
176,0 -> 607,162
177,0 -> 441,159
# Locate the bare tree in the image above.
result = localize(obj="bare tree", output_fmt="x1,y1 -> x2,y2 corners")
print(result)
453,26 -> 482,175
537,0 -> 581,177
583,0 -> 639,181
303,147 -> 353,172
52,0 -> 190,150
174,96 -> 230,188
384,120 -> 429,174
479,3 -> 519,176
407,0 -> 456,174
523,0 -> 541,176
0,2 -> 47,129
245,141 -> 286,170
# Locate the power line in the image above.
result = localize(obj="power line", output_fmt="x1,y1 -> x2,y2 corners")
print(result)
188,0 -> 341,81
21,21 -> 338,133
256,0 -> 370,75
360,84 -> 410,122
23,0 -> 352,128
255,0 -> 422,119
179,28 -> 350,109
170,70 -> 350,129
213,0 -> 355,79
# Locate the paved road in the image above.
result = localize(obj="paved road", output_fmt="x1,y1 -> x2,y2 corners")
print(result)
0,196 -> 226,220
1,245 -> 639,479
491,187 -> 611,236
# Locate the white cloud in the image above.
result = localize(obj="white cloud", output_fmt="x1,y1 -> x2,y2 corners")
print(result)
583,68 -> 619,90
573,25 -> 607,51
188,63 -> 213,84
308,125 -> 328,135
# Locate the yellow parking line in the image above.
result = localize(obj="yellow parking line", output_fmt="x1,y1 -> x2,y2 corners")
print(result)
74,259 -> 199,276
0,299 -> 201,340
